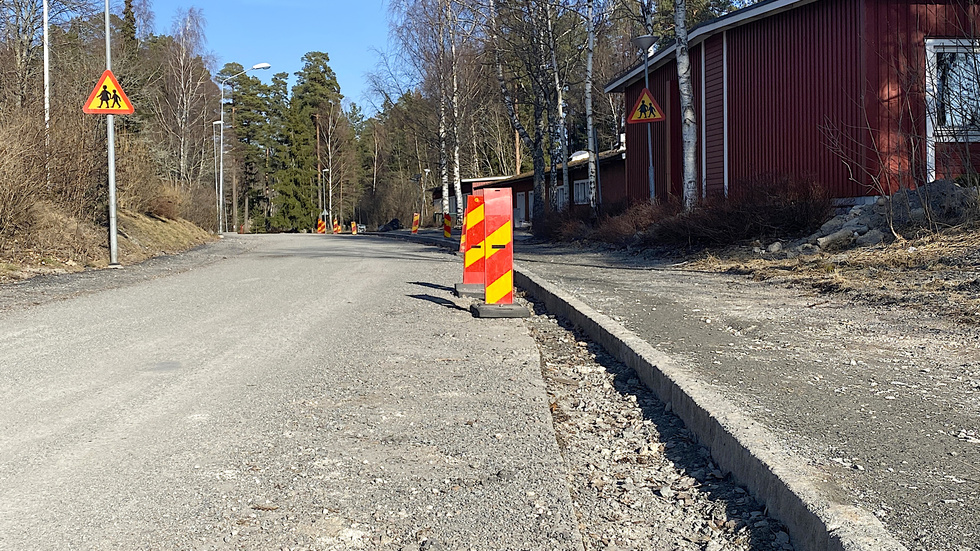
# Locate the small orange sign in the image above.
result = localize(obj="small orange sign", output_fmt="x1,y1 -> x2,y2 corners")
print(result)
83,70 -> 134,115
626,88 -> 664,124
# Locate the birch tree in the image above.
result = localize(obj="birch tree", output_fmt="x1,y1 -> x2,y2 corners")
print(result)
674,0 -> 697,209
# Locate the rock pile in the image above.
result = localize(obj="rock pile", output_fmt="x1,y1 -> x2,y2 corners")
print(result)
756,180 -> 979,257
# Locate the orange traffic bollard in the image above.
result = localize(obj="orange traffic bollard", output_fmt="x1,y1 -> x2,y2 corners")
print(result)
454,194 -> 485,298
351,222 -> 358,235
333,219 -> 340,234
443,213 -> 452,239
317,219 -> 326,234
471,188 -> 528,318
412,213 -> 420,234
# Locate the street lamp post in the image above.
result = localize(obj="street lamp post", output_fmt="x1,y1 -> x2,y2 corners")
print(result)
325,169 -> 332,228
212,120 -> 222,231
631,35 -> 658,201
218,62 -> 270,233
423,168 -> 430,221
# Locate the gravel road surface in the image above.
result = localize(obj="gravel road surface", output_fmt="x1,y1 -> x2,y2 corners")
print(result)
0,235 -> 581,550
514,241 -> 980,551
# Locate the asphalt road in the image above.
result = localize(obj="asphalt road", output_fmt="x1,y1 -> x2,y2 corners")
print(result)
0,234 -> 580,550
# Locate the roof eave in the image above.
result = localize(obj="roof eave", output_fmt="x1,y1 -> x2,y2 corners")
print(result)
603,0 -> 820,94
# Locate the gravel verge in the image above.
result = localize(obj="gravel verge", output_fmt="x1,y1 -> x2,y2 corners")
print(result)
526,301 -> 795,551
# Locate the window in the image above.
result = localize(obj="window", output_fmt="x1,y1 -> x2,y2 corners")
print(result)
573,179 -> 592,205
926,39 -> 980,180
554,185 -> 568,211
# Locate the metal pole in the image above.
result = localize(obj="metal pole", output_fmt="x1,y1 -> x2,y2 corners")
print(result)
218,84 -> 226,234
643,55 -> 655,201
212,121 -> 221,230
105,0 -> 119,265
43,0 -> 49,185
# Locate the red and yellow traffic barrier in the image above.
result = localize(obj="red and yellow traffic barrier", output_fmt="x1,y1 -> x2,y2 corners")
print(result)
332,219 -> 341,234
316,219 -> 326,234
443,213 -> 452,238
470,188 -> 528,318
351,222 -> 358,235
454,194 -> 485,298
411,212 -> 420,234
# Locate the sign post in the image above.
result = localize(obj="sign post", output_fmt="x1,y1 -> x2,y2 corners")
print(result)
82,0 -> 135,266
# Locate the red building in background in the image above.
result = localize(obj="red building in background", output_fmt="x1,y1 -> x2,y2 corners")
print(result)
606,0 -> 980,205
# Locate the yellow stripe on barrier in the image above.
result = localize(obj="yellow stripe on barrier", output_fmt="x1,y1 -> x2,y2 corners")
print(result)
467,204 -> 485,227
485,269 -> 513,305
465,246 -> 484,268
484,220 -> 511,260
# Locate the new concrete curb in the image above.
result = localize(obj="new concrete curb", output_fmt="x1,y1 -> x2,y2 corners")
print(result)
372,231 -> 907,551
514,265 -> 907,551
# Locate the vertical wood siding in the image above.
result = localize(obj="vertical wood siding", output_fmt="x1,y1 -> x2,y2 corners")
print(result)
866,0 -> 980,192
725,0 -> 865,198
703,34 -> 727,197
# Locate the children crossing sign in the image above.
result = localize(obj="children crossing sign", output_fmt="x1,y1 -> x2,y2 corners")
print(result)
627,88 -> 664,124
83,70 -> 134,115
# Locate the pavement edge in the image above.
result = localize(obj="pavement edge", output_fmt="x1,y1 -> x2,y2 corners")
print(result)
514,264 -> 908,551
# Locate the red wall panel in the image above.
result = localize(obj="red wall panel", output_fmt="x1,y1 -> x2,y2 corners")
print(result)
725,0 -> 866,198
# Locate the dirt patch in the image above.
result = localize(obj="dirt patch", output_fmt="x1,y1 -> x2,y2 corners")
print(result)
685,224 -> 980,325
0,205 -> 213,283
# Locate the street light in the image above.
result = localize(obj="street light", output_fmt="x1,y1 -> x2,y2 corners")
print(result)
323,168 -> 332,227
631,35 -> 658,201
217,62 -> 271,233
212,120 -> 222,231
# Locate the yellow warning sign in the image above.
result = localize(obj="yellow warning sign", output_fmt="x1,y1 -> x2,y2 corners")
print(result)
626,88 -> 664,124
83,70 -> 134,115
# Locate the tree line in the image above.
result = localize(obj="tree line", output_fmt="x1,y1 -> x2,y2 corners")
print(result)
0,0 -> 753,252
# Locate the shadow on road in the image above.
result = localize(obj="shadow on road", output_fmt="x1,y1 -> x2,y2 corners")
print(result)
408,294 -> 469,312
409,281 -> 456,293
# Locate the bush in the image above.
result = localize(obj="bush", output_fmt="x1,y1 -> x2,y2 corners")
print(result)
0,122 -> 45,237
592,199 -> 680,246
651,174 -> 832,247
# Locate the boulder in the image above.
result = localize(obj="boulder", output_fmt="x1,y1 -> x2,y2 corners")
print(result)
816,228 -> 854,250
856,228 -> 885,246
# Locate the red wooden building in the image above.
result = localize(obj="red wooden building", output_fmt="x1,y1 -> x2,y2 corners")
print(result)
473,150 -> 629,224
605,0 -> 980,205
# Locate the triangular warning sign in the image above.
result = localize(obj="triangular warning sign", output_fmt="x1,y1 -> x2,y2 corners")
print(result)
83,70 -> 134,115
626,88 -> 664,124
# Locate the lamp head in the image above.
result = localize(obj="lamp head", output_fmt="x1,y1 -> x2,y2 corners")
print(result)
251,63 -> 272,70
630,35 -> 659,54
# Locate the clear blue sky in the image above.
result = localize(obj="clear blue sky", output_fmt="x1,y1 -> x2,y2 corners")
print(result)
146,0 -> 391,110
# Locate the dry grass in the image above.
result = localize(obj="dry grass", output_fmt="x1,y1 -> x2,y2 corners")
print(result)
0,206 -> 213,282
687,223 -> 980,324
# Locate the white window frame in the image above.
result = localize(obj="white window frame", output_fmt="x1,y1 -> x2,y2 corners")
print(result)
554,184 -> 568,211
925,38 -> 980,182
572,178 -> 591,205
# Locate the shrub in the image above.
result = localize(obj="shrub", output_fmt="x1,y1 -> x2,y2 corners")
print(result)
652,174 -> 832,247
0,122 -> 45,237
592,199 -> 681,246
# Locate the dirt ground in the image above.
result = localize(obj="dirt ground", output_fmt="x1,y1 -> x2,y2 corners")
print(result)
515,225 -> 980,551
686,224 -> 980,326
0,208 -> 213,283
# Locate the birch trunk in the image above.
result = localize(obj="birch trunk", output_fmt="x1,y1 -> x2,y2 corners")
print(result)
675,0 -> 698,210
585,0 -> 598,214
